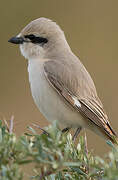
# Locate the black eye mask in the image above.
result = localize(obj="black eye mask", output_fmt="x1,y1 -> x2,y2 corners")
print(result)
24,34 -> 48,45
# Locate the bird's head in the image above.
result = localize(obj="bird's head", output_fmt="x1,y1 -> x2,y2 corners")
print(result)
8,17 -> 70,60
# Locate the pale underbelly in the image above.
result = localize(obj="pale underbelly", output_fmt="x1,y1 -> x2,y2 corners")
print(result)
29,69 -> 86,128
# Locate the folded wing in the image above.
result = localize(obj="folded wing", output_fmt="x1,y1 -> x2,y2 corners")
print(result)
43,60 -> 116,141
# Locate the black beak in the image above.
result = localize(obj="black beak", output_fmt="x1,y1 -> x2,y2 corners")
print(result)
8,36 -> 25,44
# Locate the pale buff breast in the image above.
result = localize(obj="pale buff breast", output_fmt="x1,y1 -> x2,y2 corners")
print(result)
27,58 -> 86,128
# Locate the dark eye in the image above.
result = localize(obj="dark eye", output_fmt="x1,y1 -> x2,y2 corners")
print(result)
24,34 -> 48,45
24,34 -> 35,40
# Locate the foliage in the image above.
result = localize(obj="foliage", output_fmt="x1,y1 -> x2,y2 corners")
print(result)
0,120 -> 118,180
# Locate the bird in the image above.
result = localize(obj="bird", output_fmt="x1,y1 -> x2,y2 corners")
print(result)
8,17 -> 117,144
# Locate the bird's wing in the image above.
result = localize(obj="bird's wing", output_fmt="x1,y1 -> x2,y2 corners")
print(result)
43,60 -> 116,139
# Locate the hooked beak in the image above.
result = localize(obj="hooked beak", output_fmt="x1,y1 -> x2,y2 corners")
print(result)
8,36 -> 25,44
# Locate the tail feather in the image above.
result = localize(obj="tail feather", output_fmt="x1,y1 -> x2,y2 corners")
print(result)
103,122 -> 118,145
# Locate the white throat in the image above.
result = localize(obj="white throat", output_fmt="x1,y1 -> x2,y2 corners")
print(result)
20,43 -> 45,60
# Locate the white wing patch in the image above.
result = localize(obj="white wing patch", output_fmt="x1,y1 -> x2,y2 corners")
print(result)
72,96 -> 81,107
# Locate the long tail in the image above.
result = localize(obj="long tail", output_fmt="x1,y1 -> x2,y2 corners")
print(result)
102,122 -> 118,145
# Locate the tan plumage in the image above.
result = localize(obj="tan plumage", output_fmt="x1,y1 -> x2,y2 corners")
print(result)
8,17 -> 117,144
44,59 -> 116,143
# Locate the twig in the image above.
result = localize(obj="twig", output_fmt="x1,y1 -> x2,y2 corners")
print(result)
9,115 -> 14,134
3,115 -> 14,133
3,119 -> 9,132
39,170 -> 53,180
84,130 -> 88,155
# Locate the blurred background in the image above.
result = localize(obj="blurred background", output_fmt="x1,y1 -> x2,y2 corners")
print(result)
1,0 -> 118,157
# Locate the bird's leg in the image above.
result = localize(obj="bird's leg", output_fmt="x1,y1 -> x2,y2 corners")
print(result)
62,127 -> 71,133
32,123 -> 49,136
72,127 -> 82,141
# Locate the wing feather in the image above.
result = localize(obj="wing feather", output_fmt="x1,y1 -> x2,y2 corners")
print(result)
43,60 -> 116,138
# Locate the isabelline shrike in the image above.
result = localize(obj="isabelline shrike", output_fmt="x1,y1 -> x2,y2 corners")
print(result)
8,17 -> 117,144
